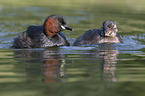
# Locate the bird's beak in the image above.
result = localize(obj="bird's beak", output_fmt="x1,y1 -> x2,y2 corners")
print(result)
61,25 -> 74,31
105,28 -> 112,36
105,28 -> 118,37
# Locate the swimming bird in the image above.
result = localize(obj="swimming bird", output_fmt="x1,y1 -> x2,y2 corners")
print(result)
13,15 -> 74,48
73,20 -> 122,46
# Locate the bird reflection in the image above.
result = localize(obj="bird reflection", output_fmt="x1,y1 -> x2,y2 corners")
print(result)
101,50 -> 118,82
42,48 -> 64,83
13,43 -> 119,84
88,44 -> 119,83
13,47 -> 64,83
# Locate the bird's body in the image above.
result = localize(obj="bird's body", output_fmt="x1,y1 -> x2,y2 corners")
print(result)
13,26 -> 70,48
73,20 -> 122,46
13,15 -> 73,48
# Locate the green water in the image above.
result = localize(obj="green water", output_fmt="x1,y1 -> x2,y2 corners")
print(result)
0,0 -> 145,96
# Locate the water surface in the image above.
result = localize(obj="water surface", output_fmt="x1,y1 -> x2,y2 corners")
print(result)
0,0 -> 145,96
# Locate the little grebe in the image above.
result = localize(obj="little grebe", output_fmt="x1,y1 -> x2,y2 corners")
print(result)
73,20 -> 122,46
13,15 -> 74,48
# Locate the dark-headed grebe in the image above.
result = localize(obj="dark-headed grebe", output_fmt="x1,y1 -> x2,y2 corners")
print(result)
13,15 -> 74,48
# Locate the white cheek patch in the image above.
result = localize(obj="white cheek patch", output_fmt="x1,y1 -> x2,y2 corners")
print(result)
61,25 -> 66,29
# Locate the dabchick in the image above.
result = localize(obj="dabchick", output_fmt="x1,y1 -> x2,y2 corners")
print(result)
13,15 -> 74,48
73,20 -> 122,46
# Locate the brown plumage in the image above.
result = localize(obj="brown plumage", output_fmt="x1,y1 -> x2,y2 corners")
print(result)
13,15 -> 74,48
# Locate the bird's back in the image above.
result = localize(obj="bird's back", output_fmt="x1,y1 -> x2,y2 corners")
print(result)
13,26 -> 70,48
73,29 -> 102,46
73,29 -> 122,46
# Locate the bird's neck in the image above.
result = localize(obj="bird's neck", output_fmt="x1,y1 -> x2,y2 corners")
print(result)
43,28 -> 58,38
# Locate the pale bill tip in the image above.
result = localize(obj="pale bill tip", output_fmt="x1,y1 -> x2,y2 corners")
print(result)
61,25 -> 66,29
